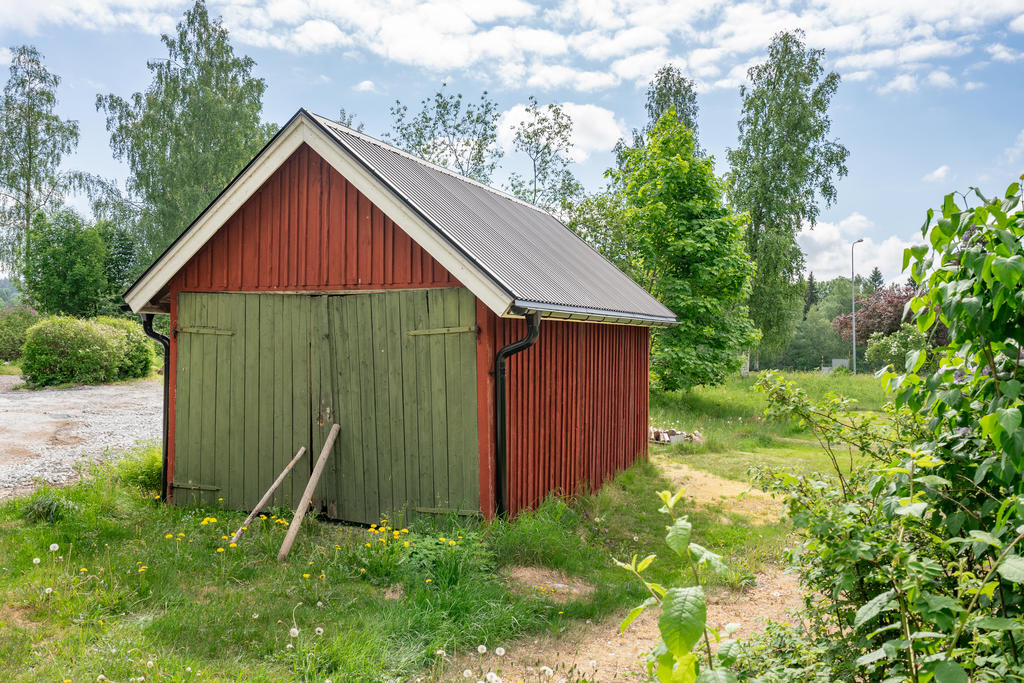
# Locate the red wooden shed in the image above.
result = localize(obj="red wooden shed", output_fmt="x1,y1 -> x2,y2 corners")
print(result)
124,109 -> 676,521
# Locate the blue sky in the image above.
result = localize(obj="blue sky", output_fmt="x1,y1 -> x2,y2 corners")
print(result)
1,0 -> 1023,284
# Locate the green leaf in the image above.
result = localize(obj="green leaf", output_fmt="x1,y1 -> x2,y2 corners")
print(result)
992,255 -> 1024,288
968,529 -> 1003,549
854,590 -> 895,630
659,586 -> 707,658
717,640 -> 740,666
856,648 -> 887,666
895,501 -> 928,518
931,660 -> 968,683
666,518 -> 692,558
970,616 -> 1024,631
997,555 -> 1024,583
637,554 -> 658,573
906,349 -> 926,373
696,671 -> 739,683
621,597 -> 658,633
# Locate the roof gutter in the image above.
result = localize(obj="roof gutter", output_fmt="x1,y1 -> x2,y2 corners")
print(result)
511,299 -> 677,327
494,311 -> 541,516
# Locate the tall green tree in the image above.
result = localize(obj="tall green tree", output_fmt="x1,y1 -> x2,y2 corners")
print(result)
803,271 -> 819,318
96,0 -> 275,261
615,109 -> 759,389
22,209 -> 108,317
867,265 -> 884,291
386,84 -> 501,183
727,29 -> 849,367
615,64 -> 702,169
0,45 -> 79,277
506,96 -> 581,213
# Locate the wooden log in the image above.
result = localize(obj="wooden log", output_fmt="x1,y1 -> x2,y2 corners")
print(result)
277,424 -> 340,561
230,446 -> 308,544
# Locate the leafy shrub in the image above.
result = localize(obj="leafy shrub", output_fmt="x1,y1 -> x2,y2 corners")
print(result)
405,530 -> 493,590
113,446 -> 162,491
864,323 -> 931,373
829,365 -> 851,376
0,305 -> 38,361
21,316 -> 123,386
21,490 -> 81,524
96,316 -> 154,378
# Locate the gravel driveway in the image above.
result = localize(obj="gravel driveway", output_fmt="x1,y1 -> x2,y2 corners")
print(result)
0,375 -> 163,499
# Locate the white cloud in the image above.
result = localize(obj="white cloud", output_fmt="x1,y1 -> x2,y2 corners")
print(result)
525,64 -> 619,91
987,43 -> 1024,62
798,212 -> 914,282
1006,129 -> 1024,163
498,101 -> 624,163
879,73 -> 917,94
925,70 -> 956,88
922,164 -> 950,182
964,80 -> 985,90
353,79 -> 377,93
0,47 -> 11,67
843,69 -> 875,82
609,48 -> 671,82
1012,14 -> 1024,32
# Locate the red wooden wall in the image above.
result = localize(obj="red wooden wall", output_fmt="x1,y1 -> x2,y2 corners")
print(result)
166,143 -> 652,515
166,144 -> 458,498
476,304 -> 650,517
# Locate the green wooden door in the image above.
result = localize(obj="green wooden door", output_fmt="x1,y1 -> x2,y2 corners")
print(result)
312,288 -> 480,524
173,292 -> 312,509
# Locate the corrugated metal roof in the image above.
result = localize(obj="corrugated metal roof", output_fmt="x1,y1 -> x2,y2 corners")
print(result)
307,112 -> 676,325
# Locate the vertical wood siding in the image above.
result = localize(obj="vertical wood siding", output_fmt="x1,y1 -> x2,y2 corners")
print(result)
166,144 -> 458,501
476,309 -> 650,517
169,143 -> 458,294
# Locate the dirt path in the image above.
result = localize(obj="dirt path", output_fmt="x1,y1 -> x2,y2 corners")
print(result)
0,376 -> 162,499
448,568 -> 802,682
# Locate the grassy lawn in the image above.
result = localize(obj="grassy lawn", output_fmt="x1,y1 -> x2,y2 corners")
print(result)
0,370 -> 884,681
0,361 -> 21,375
650,371 -> 883,481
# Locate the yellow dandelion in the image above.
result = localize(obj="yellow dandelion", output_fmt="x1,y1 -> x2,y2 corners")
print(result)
319,573 -> 325,579
403,541 -> 410,547
209,517 -> 216,523
365,543 -> 371,548
439,537 -> 446,542
229,542 -> 237,548
177,532 -> 185,537
138,566 -> 148,573
80,568 -> 87,572
260,514 -> 267,520
241,526 -> 247,530
221,535 -> 228,540
359,568 -> 366,573
448,540 -> 456,546
378,538 -> 386,544
218,497 -> 223,501
558,611 -> 564,615
164,533 -> 173,539
401,528 -> 409,534
308,561 -> 314,566
200,520 -> 208,526
216,547 -> 224,553
425,578 -> 432,583
303,573 -> 310,578
334,544 -> 341,550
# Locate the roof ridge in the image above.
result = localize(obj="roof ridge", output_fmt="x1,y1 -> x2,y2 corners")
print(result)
307,111 -> 554,219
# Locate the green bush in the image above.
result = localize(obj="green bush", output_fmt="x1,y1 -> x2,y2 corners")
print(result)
0,305 -> 39,361
96,316 -> 154,378
864,323 -> 931,373
21,489 -> 81,524
113,445 -> 162,491
21,316 -> 123,386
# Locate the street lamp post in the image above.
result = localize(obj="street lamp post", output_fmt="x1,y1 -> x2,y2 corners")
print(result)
851,238 -> 864,373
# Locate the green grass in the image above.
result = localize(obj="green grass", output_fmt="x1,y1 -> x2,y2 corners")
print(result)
650,371 -> 882,481
1,446 -> 754,682
0,361 -> 21,375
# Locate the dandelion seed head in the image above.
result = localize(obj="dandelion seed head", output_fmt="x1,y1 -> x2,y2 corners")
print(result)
147,660 -> 154,668
32,557 -> 40,564
289,627 -> 299,638
49,543 -> 59,552
463,670 -> 473,678
316,601 -> 323,607
45,587 -> 52,594
434,649 -> 446,657
477,644 -> 487,654
315,627 -> 324,636
286,643 -> 293,649
495,647 -> 505,657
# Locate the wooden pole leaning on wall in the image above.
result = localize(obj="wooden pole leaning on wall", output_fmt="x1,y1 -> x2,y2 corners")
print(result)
277,423 -> 340,562
230,446 -> 308,544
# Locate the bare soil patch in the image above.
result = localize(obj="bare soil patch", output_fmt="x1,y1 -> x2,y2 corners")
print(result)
654,455 -> 783,525
446,568 -> 802,682
0,377 -> 161,495
504,566 -> 595,603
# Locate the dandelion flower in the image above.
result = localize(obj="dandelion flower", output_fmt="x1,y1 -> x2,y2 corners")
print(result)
365,543 -> 371,548
33,557 -> 40,564
589,660 -> 598,669
359,568 -> 366,573
319,574 -> 325,579
209,517 -> 217,523
435,649 -> 446,657
218,497 -> 223,501
316,601 -> 323,607
290,627 -> 299,637
486,674 -> 502,683
80,567 -> 88,572
147,660 -> 154,668
315,627 -> 324,636
448,540 -> 456,546
303,573 -> 310,578
221,535 -> 228,540
286,643 -> 293,649
440,537 -> 446,542
252,613 -> 259,619
334,544 -> 341,550
401,528 -> 409,533
403,541 -> 409,548
49,543 -> 59,552
178,532 -> 185,537
216,548 -> 224,553
540,666 -> 553,676
425,578 -> 432,583
138,566 -> 148,573
229,543 -> 237,548
45,587 -> 53,594
165,533 -> 173,539
477,644 -> 487,654
495,647 -> 505,657
463,670 -> 473,678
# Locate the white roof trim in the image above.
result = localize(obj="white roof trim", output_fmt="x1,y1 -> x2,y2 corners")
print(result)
124,114 -> 515,317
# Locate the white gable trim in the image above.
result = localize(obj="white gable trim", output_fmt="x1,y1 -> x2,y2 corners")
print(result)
124,114 -> 515,317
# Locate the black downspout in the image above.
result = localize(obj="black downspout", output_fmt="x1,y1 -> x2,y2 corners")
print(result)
141,314 -> 171,502
494,311 -> 541,517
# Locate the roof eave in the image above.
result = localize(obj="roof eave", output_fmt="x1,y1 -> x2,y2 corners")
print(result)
510,299 -> 677,327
